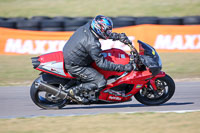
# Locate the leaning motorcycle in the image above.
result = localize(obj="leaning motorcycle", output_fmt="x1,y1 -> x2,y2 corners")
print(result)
30,40 -> 175,109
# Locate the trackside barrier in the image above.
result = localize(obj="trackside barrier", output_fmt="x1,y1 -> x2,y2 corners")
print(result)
0,24 -> 200,55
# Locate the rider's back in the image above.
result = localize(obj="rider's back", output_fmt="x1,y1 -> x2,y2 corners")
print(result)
63,22 -> 99,67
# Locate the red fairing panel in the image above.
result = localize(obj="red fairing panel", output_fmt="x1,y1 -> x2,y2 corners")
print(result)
98,70 -> 166,102
36,51 -> 74,78
92,48 -> 130,79
38,51 -> 63,63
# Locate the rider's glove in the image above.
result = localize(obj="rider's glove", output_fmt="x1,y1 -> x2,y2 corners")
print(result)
124,63 -> 133,72
119,33 -> 131,44
109,32 -> 119,41
109,33 -> 131,44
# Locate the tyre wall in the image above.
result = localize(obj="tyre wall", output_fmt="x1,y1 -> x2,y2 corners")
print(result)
0,16 -> 200,31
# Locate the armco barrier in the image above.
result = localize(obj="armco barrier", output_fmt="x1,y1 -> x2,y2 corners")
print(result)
0,24 -> 200,55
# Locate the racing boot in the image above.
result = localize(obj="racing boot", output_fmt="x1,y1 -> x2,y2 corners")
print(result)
67,84 -> 89,104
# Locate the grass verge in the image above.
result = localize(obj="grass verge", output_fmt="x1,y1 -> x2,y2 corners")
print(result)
0,55 -> 40,86
0,0 -> 200,17
0,112 -> 200,133
160,52 -> 200,79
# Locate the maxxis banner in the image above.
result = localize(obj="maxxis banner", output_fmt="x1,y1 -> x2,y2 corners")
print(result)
0,24 -> 200,55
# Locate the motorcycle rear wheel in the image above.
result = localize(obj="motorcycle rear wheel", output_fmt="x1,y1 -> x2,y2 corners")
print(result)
30,74 -> 69,109
134,74 -> 175,106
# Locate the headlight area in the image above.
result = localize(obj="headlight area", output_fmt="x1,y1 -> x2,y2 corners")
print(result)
149,66 -> 162,76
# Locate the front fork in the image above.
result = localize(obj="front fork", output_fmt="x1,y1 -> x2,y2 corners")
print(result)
143,72 -> 166,98
149,78 -> 158,91
148,71 -> 166,91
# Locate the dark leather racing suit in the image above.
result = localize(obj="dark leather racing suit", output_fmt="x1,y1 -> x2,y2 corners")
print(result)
63,22 -> 127,91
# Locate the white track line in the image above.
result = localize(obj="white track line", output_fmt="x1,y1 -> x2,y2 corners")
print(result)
121,109 -> 200,114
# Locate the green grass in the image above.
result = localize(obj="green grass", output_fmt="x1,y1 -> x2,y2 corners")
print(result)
159,53 -> 200,79
0,55 -> 40,86
0,0 -> 200,17
0,53 -> 200,86
0,112 -> 200,133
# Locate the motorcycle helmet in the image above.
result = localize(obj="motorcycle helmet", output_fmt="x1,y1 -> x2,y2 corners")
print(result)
91,15 -> 113,39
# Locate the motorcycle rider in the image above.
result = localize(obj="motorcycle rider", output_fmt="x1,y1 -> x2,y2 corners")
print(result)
63,15 -> 133,103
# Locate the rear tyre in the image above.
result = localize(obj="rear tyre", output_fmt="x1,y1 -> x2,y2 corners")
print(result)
30,74 -> 69,109
134,74 -> 175,106
183,16 -> 200,25
135,17 -> 158,25
158,17 -> 182,25
40,27 -> 64,31
112,17 -> 136,28
0,20 -> 16,28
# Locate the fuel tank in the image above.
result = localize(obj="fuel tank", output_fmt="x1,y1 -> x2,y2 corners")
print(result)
92,48 -> 130,79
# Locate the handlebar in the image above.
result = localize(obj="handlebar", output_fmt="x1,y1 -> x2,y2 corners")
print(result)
126,42 -> 139,64
127,42 -> 138,56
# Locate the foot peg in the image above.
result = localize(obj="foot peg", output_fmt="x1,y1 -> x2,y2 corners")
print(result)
67,88 -> 89,104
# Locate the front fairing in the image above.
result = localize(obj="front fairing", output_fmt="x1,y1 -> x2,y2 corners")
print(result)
138,40 -> 162,76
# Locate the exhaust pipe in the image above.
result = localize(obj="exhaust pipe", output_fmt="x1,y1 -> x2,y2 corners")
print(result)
35,81 -> 68,99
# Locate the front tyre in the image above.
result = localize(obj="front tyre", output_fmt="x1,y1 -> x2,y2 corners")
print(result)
134,74 -> 175,106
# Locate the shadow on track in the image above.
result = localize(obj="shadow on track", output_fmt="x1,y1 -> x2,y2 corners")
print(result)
61,102 -> 194,110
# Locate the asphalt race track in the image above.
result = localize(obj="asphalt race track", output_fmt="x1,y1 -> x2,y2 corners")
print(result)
0,81 -> 200,118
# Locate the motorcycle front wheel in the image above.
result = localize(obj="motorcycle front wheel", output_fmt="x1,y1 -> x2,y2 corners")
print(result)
134,74 -> 175,106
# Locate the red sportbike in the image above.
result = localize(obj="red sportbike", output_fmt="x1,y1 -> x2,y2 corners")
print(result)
30,40 -> 175,109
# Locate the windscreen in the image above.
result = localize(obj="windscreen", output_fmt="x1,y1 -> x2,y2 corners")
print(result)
138,40 -> 162,75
